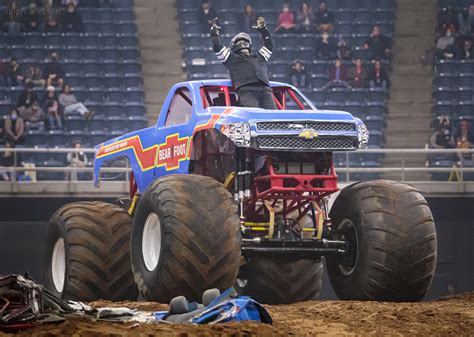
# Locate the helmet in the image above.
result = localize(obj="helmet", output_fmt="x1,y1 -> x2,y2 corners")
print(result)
230,32 -> 252,54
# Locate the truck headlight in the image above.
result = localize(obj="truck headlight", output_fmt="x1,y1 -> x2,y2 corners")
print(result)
357,124 -> 369,149
220,122 -> 251,147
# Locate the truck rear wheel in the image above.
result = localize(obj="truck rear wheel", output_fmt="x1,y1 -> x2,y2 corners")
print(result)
326,180 -> 437,302
43,201 -> 138,301
131,174 -> 241,303
239,258 -> 323,304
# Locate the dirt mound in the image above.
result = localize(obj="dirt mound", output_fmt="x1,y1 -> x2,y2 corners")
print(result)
4,293 -> 474,336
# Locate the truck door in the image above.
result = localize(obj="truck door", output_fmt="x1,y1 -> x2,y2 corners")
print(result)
154,87 -> 195,178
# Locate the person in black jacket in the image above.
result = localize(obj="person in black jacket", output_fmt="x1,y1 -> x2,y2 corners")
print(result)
210,17 -> 276,109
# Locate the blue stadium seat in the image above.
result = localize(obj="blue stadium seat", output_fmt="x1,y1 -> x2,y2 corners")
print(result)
106,89 -> 123,103
367,130 -> 383,146
345,102 -> 365,117
125,88 -> 145,102
83,61 -> 101,75
367,87 -> 387,102
455,87 -> 473,101
27,130 -> 48,146
83,48 -> 102,61
434,73 -> 455,87
68,130 -> 87,146
37,160 -> 65,181
178,10 -> 200,22
456,101 -> 474,117
364,115 -> 385,130
347,88 -> 367,103
85,89 -> 105,103
435,60 -> 456,74
128,115 -> 148,131
365,101 -> 386,116
122,60 -> 142,74
102,103 -> 124,117
48,130 -> 67,147
84,76 -> 103,89
65,115 -> 86,131
124,74 -> 142,88
108,116 -> 129,133
118,23 -> 138,35
90,131 -> 111,146
432,87 -> 454,101
328,87 -> 349,102
127,103 -> 146,116
121,47 -> 140,60
88,117 -> 108,132
311,75 -> 329,89
432,101 -> 455,116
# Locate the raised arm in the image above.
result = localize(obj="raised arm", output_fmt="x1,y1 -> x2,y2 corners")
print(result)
210,21 -> 230,63
257,17 -> 273,61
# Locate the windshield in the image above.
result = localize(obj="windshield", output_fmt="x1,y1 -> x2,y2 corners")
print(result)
200,86 -> 313,110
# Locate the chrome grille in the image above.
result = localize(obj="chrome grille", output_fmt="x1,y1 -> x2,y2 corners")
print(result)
257,136 -> 357,150
256,121 -> 355,132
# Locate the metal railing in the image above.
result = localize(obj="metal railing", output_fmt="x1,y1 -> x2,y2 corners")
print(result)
0,147 -> 473,195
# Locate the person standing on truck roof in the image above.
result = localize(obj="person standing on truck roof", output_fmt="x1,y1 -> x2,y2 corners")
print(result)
210,16 -> 277,110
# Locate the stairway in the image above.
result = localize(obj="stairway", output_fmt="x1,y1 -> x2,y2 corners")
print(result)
382,0 -> 436,180
134,0 -> 186,123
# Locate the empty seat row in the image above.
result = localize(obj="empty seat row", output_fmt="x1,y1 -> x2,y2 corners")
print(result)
432,100 -> 474,117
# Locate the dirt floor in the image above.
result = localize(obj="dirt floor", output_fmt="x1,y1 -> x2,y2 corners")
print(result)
2,293 -> 473,336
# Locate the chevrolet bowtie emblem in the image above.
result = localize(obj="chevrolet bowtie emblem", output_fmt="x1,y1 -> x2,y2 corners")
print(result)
298,129 -> 319,139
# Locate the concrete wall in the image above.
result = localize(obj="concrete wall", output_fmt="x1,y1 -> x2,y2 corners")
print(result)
0,196 -> 472,300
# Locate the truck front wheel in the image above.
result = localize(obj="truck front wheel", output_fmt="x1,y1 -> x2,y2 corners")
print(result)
326,180 -> 437,302
131,174 -> 241,303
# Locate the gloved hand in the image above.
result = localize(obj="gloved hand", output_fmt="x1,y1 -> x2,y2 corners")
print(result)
210,17 -> 221,36
256,16 -> 266,29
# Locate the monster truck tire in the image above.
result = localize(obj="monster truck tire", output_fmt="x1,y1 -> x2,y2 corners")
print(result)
239,258 -> 323,304
326,180 -> 437,302
131,174 -> 241,303
43,201 -> 138,301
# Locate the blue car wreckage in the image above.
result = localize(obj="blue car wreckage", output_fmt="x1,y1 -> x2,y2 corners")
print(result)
41,79 -> 437,308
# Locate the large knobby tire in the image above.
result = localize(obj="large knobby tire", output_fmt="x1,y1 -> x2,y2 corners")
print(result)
43,201 -> 138,301
131,174 -> 241,303
326,180 -> 437,302
239,258 -> 323,304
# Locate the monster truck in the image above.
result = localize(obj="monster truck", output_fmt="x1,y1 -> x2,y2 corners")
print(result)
43,80 -> 437,304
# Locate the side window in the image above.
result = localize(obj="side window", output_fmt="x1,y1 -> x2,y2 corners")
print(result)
165,88 -> 193,127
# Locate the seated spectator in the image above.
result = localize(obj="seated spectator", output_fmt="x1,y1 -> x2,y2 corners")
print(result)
3,1 -> 22,34
4,108 -> 25,145
455,119 -> 474,161
360,42 -> 375,61
275,2 -> 296,34
59,84 -> 94,120
435,28 -> 455,59
348,59 -> 368,88
44,52 -> 64,89
457,40 -> 474,60
43,2 -> 61,32
323,58 -> 350,90
365,26 -> 392,59
6,57 -> 24,87
65,142 -> 88,181
290,61 -> 307,89
42,85 -> 57,107
238,4 -> 257,33
199,0 -> 217,33
61,1 -> 82,33
25,64 -> 45,88
314,1 -> 334,33
22,2 -> 42,32
17,82 -> 39,113
464,5 -> 474,33
22,101 -> 46,131
430,116 -> 455,149
0,141 -> 15,181
0,61 -> 6,87
46,100 -> 62,129
316,31 -> 337,59
296,1 -> 317,33
437,5 -> 459,34
368,59 -> 389,90
337,38 -> 351,60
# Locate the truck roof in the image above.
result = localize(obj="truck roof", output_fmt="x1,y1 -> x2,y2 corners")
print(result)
179,79 -> 293,89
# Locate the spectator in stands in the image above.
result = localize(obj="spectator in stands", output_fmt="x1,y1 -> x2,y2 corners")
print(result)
290,60 -> 307,89
316,31 -> 337,60
6,57 -> 24,87
457,40 -> 474,60
337,38 -> 351,60
275,2 -> 296,34
22,2 -> 42,32
360,42 -> 375,61
46,100 -> 62,129
65,142 -> 88,181
44,52 -> 64,89
0,141 -> 15,181
199,0 -> 217,33
437,5 -> 459,34
368,58 -> 389,90
61,1 -> 82,33
42,85 -> 57,107
4,108 -> 25,145
464,5 -> 474,33
239,4 -> 257,33
348,58 -> 368,88
435,28 -> 455,59
296,1 -> 317,33
455,119 -> 474,161
22,101 -> 45,131
314,1 -> 334,33
0,61 -> 6,87
43,2 -> 61,32
59,84 -> 94,120
3,1 -> 22,34
25,64 -> 45,88
430,116 -> 455,149
365,25 -> 391,59
323,58 -> 350,90
17,82 -> 39,113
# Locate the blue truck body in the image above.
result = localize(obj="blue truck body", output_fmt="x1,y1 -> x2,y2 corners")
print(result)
93,79 -> 367,193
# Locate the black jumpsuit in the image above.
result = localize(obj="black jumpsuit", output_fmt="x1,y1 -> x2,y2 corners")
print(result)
211,27 -> 277,110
